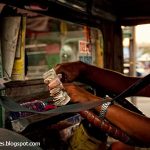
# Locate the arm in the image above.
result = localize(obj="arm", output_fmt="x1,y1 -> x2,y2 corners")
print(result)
80,62 -> 150,97
96,104 -> 150,144
55,61 -> 150,97
63,84 -> 150,144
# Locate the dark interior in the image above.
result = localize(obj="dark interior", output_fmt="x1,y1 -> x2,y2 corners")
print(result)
2,0 -> 150,27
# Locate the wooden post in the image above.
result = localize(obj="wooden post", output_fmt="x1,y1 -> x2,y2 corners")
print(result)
129,26 -> 137,105
129,27 -> 136,77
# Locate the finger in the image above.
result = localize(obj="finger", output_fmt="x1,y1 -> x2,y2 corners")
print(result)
60,72 -> 70,82
54,64 -> 61,73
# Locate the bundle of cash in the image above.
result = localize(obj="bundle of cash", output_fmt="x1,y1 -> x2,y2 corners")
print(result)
43,68 -> 70,106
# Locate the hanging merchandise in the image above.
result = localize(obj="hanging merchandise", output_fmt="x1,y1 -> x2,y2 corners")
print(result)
1,16 -> 21,78
11,16 -> 26,80
79,26 -> 92,64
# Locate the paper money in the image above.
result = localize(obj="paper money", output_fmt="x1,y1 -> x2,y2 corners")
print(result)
43,68 -> 70,106
48,77 -> 63,90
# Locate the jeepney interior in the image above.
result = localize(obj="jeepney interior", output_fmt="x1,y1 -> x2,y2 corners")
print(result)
0,0 -> 150,149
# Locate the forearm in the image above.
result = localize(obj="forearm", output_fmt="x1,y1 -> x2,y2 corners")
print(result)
81,62 -> 150,97
96,104 -> 150,143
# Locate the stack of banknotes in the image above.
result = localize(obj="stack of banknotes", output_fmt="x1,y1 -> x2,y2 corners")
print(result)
43,68 -> 70,106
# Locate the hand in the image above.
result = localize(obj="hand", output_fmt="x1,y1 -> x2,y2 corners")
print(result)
54,61 -> 86,83
63,83 -> 100,103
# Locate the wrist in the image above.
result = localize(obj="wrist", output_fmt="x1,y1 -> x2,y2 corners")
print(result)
95,97 -> 112,112
99,101 -> 112,119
